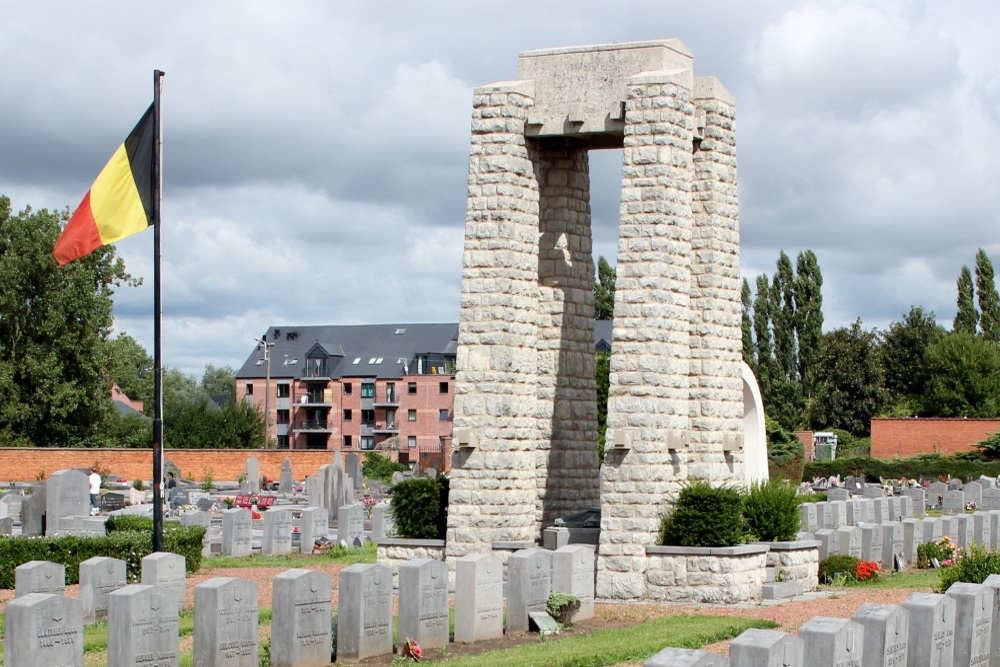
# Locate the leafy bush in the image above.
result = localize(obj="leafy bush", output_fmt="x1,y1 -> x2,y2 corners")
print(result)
105,515 -> 156,533
938,544 -> 1000,593
767,418 -> 805,482
0,524 -> 204,588
975,431 -> 1000,460
743,478 -> 800,542
547,591 -> 581,626
819,554 -> 860,584
362,452 -> 409,483
659,481 -> 746,547
390,476 -> 449,539
917,536 -> 959,568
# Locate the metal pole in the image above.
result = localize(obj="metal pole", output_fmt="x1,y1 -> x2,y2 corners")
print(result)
264,344 -> 271,449
152,69 -> 165,553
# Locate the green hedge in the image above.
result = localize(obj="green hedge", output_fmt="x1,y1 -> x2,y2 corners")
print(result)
390,476 -> 449,539
0,524 -> 205,589
659,481 -> 746,547
803,452 -> 1000,483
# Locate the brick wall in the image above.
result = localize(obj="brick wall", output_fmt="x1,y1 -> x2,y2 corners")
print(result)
0,449 -> 362,483
870,418 -> 1000,458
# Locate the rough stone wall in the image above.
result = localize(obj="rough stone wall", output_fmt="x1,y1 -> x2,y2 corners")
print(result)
688,77 -> 743,483
446,81 -> 542,560
596,70 -> 697,600
535,146 -> 601,527
646,551 -> 766,603
766,547 -> 819,585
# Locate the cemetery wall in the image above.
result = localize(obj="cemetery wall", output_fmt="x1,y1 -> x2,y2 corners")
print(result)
871,417 -> 1000,458
0,448 -> 355,483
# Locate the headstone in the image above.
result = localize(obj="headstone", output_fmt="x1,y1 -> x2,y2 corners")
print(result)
454,553 -> 503,643
337,503 -> 364,546
398,558 -> 449,651
881,522 -> 906,571
337,563 -> 393,661
827,487 -> 849,502
245,457 -> 260,494
271,569 -> 332,667
107,584 -> 180,667
955,514 -> 973,549
141,552 -> 186,613
851,602 -> 909,666
222,508 -> 252,557
983,574 -> 1000,667
922,517 -> 942,544
552,544 -> 595,623
45,469 -> 89,535
100,492 -> 126,512
974,512 -> 992,548
345,452 -> 362,489
965,481 -> 984,508
180,510 -> 212,529
980,476 -> 997,489
903,592 -> 956,667
904,488 -> 926,516
79,556 -> 127,624
193,577 -> 259,667
860,524 -> 884,566
865,485 -> 885,499
299,506 -> 329,553
643,647 -> 726,666
990,511 -> 1000,550
941,516 -> 959,544
307,470 -> 325,509
0,516 -> 12,534
371,502 -> 395,540
845,476 -> 864,493
815,529 -> 839,561
948,479 -> 964,491
825,501 -> 847,529
3,593 -> 83,666
390,471 -> 405,485
846,499 -> 865,526
800,503 -> 818,532
279,458 -> 293,494
815,502 -> 829,530
729,628 -> 804,667
899,495 -> 915,519
836,526 -> 862,559
928,482 -> 948,508
238,478 -> 250,495
506,548 -> 553,633
873,498 -> 890,523
327,455 -> 355,517
902,519 -> 924,566
798,617 -> 864,667
0,491 -> 22,520
947,581 -> 993,667
262,508 -> 293,556
888,497 -> 901,521
983,488 -> 1000,511
15,560 -> 66,597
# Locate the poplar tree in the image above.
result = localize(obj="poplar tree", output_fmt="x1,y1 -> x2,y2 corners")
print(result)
771,251 -> 797,382
975,248 -> 1000,343
793,250 -> 823,394
594,255 -> 616,321
954,265 -> 979,334
741,278 -> 754,370
752,274 -> 775,394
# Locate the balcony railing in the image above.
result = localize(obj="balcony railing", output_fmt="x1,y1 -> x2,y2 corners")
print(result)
295,394 -> 333,407
294,419 -> 332,432
302,359 -> 331,379
373,422 -> 399,434
373,390 -> 398,406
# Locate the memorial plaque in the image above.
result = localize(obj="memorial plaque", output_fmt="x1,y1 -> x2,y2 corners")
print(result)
298,506 -> 328,553
506,548 -> 552,633
100,492 -> 126,512
15,560 -> 66,598
337,563 -> 393,661
454,553 -> 503,643
141,552 -> 186,613
222,508 -> 252,557
4,593 -> 83,666
798,617 -> 864,667
947,581 -> 993,667
193,577 -> 259,667
729,628 -> 804,667
398,559 -> 449,650
337,503 -> 364,547
852,602 -> 909,667
271,568 -> 332,667
262,508 -> 293,556
107,584 -> 180,667
902,592 -> 955,667
79,556 -> 126,624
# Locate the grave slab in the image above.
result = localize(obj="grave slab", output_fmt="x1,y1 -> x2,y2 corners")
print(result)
107,584 -> 180,667
271,568 -> 332,667
193,576 -> 259,667
337,563 -> 394,662
3,592 -> 83,666
902,591 -> 956,667
454,553 -> 504,643
79,556 -> 126,624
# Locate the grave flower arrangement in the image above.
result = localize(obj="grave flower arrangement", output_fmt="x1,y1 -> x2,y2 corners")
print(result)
966,500 -> 979,512
221,497 -> 236,509
362,496 -> 378,518
402,637 -> 422,661
855,560 -> 880,581
917,536 -> 959,568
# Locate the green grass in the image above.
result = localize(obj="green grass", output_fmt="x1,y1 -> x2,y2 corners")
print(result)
201,541 -> 376,568
824,567 -> 941,590
438,614 -> 776,666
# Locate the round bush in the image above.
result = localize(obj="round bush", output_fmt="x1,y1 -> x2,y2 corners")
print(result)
659,480 -> 746,547
743,478 -> 800,542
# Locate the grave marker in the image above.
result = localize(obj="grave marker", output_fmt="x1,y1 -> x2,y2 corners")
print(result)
299,506 -> 328,553
904,487 -> 926,516
947,581 -> 993,667
860,524 -> 884,566
454,553 -> 503,643
107,584 -> 180,667
245,457 -> 260,494
827,487 -> 849,502
798,616 -> 864,667
15,560 -> 65,597
338,503 -> 364,546
799,503 -> 817,532
262,508 -> 293,556
222,508 -> 252,557
552,544 -> 595,622
729,628 -> 804,667
3,593 -> 83,666
141,552 -> 186,613
902,592 -> 956,667
852,602 -> 909,667
983,574 -> 1000,667
337,563 -> 393,661
271,569 -> 332,667
975,512 -> 992,549
79,556 -> 126,624
506,548 -> 552,633
927,482 -> 948,508
398,558 -> 449,651
984,488 -> 1000,511
372,502 -> 396,540
836,526 -> 862,559
193,577 -> 259,667
942,490 -> 965,515
643,648 -> 726,666
279,458 -> 293,493
0,516 -> 12,534
965,481 -> 984,508
45,469 -> 89,535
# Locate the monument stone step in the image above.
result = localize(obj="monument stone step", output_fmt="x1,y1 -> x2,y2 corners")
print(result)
761,581 -> 804,600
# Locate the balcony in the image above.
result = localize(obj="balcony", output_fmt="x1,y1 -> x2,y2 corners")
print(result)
294,419 -> 333,433
302,359 -> 332,380
295,394 -> 333,408
373,421 -> 399,434
373,390 -> 399,407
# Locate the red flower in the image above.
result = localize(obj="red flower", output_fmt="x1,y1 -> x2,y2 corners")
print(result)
855,560 -> 880,580
403,637 -> 422,662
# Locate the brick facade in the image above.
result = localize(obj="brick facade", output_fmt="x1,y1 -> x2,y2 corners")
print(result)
870,418 -> 1000,458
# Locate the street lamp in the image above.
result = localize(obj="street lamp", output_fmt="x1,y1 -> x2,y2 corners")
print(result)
253,336 -> 274,449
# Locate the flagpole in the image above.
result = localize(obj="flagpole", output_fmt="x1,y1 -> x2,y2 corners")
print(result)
152,69 -> 165,553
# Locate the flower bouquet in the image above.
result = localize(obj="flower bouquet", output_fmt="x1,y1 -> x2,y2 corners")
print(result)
402,637 -> 422,662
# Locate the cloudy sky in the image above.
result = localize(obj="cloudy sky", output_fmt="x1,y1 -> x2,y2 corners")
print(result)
2,1 -> 999,378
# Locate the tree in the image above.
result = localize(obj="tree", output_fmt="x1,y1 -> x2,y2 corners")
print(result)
919,331 -> 1000,418
595,350 -> 610,462
594,255 -> 616,320
105,332 -> 154,409
0,196 -> 133,446
771,251 -> 797,382
202,364 -> 236,403
805,320 -> 888,436
741,278 -> 754,371
793,250 -> 823,393
880,306 -> 944,406
752,274 -> 775,394
976,248 -> 1000,343
954,265 -> 979,334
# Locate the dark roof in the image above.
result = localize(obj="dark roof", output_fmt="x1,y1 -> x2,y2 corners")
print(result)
113,399 -> 150,420
236,320 -> 615,381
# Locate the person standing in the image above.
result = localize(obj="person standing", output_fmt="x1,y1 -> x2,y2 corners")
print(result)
88,467 -> 102,515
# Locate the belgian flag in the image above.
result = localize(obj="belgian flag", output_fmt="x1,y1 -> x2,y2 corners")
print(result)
53,105 -> 155,266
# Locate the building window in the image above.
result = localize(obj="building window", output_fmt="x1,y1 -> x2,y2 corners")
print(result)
361,436 -> 374,450
361,409 -> 374,425
343,435 -> 352,448
439,409 -> 449,422
343,382 -> 352,395
245,382 -> 253,396
408,436 -> 417,448
408,409 -> 417,422
408,382 -> 417,395
276,410 -> 289,425
386,382 -> 396,403
439,381 -> 448,394
277,384 -> 290,398
343,409 -> 352,421
276,435 -> 288,449
361,382 -> 375,398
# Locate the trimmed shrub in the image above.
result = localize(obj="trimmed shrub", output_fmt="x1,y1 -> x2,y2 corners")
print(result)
362,451 -> 408,483
0,524 -> 204,588
390,475 -> 449,539
743,478 -> 800,542
105,515 -> 155,534
938,544 -> 1000,593
819,554 -> 860,584
659,481 -> 746,548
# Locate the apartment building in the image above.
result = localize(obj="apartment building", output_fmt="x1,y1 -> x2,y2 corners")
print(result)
235,323 -> 457,470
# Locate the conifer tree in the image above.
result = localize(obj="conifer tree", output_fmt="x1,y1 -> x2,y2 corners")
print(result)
793,250 -> 823,394
752,274 -> 775,395
975,248 -> 1000,343
741,278 -> 754,371
954,265 -> 979,334
771,251 -> 797,382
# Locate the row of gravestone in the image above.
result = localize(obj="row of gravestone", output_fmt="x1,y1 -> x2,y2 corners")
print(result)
801,493 -> 921,533
808,510 -> 1000,569
4,544 -> 594,666
645,580 -> 1000,667
242,456 -> 306,494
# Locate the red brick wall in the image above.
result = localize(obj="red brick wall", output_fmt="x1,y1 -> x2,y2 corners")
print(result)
870,418 -> 1000,458
795,431 -> 814,461
0,449 -> 360,483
